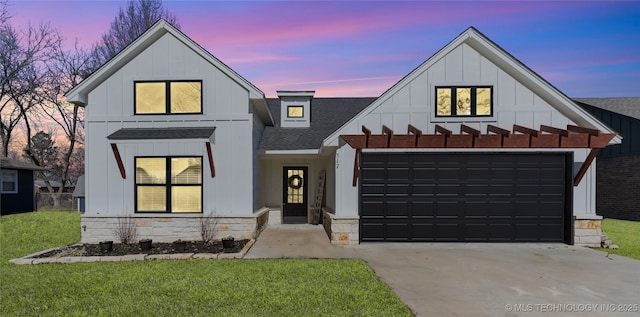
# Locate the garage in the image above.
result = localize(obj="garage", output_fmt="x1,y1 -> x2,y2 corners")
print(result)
359,152 -> 572,242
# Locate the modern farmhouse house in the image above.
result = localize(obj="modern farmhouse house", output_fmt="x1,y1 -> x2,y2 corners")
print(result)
66,20 -> 620,247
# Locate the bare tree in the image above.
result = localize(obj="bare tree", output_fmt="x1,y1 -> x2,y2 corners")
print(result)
39,41 -> 89,193
0,3 -> 61,157
89,0 -> 179,71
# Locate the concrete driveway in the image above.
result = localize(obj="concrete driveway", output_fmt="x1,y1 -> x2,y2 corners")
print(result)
246,225 -> 640,317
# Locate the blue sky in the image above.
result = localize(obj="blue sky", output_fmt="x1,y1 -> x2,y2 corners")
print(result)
10,0 -> 640,97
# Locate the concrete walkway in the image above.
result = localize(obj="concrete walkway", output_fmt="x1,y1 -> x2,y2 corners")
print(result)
244,224 -> 355,259
246,224 -> 640,317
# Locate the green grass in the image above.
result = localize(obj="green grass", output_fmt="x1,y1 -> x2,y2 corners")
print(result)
598,218 -> 640,261
1,212 -> 412,317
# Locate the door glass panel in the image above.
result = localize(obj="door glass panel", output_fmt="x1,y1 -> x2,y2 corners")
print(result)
287,169 -> 304,204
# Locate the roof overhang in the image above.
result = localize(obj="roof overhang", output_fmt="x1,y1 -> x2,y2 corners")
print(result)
107,127 -> 215,140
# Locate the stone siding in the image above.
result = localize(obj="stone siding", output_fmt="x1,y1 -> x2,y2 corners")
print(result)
573,219 -> 603,247
596,155 -> 640,221
322,209 -> 359,245
81,209 -> 269,243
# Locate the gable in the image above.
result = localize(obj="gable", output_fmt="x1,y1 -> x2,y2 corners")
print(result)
325,27 -> 620,146
65,19 -> 272,124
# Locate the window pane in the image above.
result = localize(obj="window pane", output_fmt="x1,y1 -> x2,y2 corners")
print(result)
436,88 -> 451,116
137,186 -> 166,211
135,82 -> 166,114
136,158 -> 166,184
287,106 -> 304,118
172,186 -> 202,212
476,88 -> 491,115
1,171 -> 16,192
456,88 -> 471,115
171,158 -> 202,184
287,169 -> 304,204
170,82 -> 201,113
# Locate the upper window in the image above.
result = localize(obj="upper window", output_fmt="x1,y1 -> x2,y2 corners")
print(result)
436,86 -> 492,117
135,157 -> 202,213
1,170 -> 18,193
287,105 -> 304,118
135,81 -> 202,114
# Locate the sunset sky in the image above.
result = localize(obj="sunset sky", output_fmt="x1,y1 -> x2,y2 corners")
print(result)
9,0 -> 640,98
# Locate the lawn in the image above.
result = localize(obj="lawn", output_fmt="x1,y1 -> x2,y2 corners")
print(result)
598,218 -> 640,261
1,212 -> 412,317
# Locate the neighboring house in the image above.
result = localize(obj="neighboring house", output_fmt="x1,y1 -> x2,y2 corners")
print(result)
1,157 -> 47,215
72,175 -> 85,213
574,98 -> 640,220
66,20 -> 620,247
34,180 -> 75,193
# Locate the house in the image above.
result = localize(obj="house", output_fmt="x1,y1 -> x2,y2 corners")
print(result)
66,20 -> 620,247
72,175 -> 85,213
34,179 -> 75,193
1,157 -> 48,215
574,98 -> 640,221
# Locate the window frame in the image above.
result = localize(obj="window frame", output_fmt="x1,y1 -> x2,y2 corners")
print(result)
434,85 -> 493,117
134,80 -> 203,115
134,156 -> 203,214
287,105 -> 305,118
1,170 -> 18,193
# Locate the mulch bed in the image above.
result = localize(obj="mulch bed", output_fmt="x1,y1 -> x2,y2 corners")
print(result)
32,239 -> 250,258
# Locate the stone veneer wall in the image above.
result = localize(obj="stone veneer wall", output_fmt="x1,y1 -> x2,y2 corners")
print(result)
573,219 -> 602,247
322,209 -> 358,245
322,210 -> 602,247
596,155 -> 640,221
81,209 -> 269,243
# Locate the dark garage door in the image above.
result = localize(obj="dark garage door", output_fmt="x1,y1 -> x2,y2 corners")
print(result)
359,152 -> 571,242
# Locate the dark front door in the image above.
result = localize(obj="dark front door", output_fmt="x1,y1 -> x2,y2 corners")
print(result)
283,167 -> 308,224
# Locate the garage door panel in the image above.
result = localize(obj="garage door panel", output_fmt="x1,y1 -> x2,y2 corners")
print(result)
412,223 -> 434,239
414,168 -> 436,180
361,223 -> 385,241
361,184 -> 385,195
387,168 -> 410,180
361,201 -> 384,216
360,153 -> 568,242
412,201 -> 434,216
434,224 -> 459,240
386,184 -> 410,195
387,223 -> 410,239
387,201 -> 409,216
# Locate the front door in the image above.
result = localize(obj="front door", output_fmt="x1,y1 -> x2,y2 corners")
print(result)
283,167 -> 308,224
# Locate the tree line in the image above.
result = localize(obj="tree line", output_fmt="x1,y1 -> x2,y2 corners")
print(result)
0,0 -> 178,206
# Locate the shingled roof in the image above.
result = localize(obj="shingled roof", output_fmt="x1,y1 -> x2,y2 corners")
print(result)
574,98 -> 640,120
259,97 -> 375,151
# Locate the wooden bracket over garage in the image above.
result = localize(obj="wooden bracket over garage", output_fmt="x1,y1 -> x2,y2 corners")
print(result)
341,124 -> 616,187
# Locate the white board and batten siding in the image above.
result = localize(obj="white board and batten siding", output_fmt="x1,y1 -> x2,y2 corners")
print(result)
85,32 -> 256,218
328,39 -> 598,219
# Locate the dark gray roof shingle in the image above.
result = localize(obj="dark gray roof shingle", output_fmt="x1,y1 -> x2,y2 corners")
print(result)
107,127 -> 216,140
0,157 -> 48,171
574,98 -> 640,120
259,98 -> 375,150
